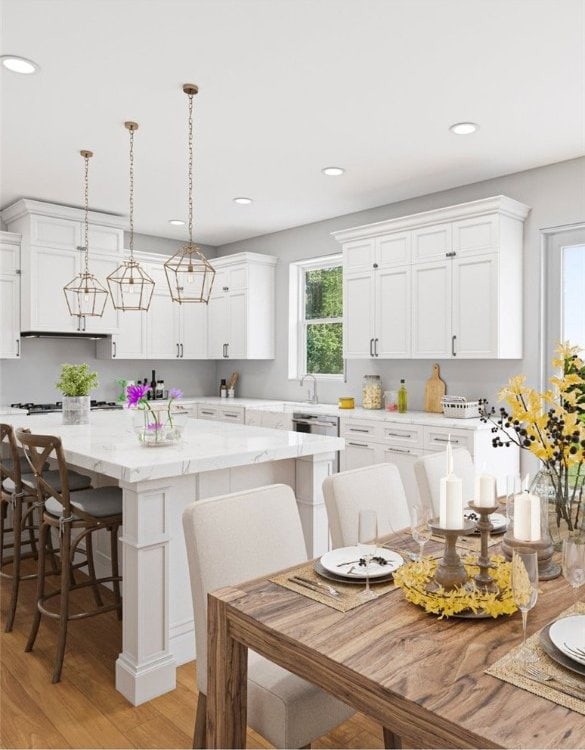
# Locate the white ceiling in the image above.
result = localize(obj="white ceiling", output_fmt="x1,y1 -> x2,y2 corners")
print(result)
1,0 -> 584,246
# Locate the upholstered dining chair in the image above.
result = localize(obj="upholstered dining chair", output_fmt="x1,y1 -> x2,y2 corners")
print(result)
16,428 -> 122,683
323,462 -> 411,548
0,423 -> 92,632
182,483 -> 354,750
414,447 -> 475,517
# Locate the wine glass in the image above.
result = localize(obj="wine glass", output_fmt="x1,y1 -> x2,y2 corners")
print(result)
511,550 -> 539,662
562,535 -> 585,609
358,509 -> 378,600
410,504 -> 431,562
506,474 -> 521,531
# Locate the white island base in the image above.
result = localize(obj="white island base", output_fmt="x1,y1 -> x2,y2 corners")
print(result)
7,412 -> 341,705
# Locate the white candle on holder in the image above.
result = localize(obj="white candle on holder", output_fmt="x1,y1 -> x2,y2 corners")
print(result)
439,435 -> 464,528
513,476 -> 540,541
476,472 -> 497,507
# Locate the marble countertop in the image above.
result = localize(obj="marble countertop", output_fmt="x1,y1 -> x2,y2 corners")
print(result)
6,410 -> 343,484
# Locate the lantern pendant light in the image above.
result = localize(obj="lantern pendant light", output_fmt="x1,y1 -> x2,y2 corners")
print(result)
63,150 -> 109,319
107,122 -> 155,311
164,84 -> 215,303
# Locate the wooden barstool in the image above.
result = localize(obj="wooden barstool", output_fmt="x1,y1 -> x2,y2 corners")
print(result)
16,428 -> 123,683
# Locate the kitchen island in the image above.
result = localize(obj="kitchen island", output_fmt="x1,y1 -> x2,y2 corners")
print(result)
6,410 -> 343,705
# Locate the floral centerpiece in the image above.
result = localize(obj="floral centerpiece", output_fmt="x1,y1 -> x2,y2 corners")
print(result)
127,384 -> 188,446
480,342 -> 585,545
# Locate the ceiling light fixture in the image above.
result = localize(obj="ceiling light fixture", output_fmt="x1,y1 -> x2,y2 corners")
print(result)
107,122 -> 155,311
1,55 -> 39,74
449,122 -> 479,135
321,166 -> 345,176
63,151 -> 109,319
168,219 -> 186,226
233,197 -> 253,205
164,84 -> 215,304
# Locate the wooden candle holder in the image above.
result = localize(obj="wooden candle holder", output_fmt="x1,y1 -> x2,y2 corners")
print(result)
501,532 -> 560,580
428,520 -> 476,591
467,501 -> 499,594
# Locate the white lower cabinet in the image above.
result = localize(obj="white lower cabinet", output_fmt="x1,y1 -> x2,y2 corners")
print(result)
196,404 -> 245,424
0,232 -> 21,359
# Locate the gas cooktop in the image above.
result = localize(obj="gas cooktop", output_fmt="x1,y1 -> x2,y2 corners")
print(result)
11,401 -> 124,415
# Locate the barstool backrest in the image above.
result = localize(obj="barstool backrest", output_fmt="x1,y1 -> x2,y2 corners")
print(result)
1,423 -> 24,491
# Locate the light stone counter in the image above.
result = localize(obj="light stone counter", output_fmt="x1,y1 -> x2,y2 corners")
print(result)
8,410 -> 341,705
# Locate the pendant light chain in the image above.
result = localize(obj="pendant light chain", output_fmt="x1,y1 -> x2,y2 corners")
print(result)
187,89 -> 194,246
83,151 -> 90,275
129,125 -> 135,259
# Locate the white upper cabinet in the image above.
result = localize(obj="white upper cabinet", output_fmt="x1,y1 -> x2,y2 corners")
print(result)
207,253 -> 277,360
333,195 -> 530,360
1,199 -> 125,334
0,232 -> 22,359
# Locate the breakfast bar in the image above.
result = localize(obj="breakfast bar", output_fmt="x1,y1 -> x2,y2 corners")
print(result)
7,410 -> 343,705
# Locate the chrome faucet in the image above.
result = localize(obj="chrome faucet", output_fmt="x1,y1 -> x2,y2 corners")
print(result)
300,373 -> 318,404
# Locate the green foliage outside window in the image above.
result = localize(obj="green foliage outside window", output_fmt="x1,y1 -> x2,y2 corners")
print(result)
304,266 -> 343,375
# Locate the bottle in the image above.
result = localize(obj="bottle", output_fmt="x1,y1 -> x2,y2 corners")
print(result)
398,379 -> 408,413
149,370 -> 156,400
143,377 -> 151,400
220,378 -> 227,398
156,380 -> 164,400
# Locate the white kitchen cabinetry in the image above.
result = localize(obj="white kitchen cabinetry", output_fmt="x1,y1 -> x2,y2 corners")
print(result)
340,415 -> 518,509
0,232 -> 22,359
207,253 -> 277,360
334,196 -> 530,360
196,404 -> 245,424
0,200 -> 125,335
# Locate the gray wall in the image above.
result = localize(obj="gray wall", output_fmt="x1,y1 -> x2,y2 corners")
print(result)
216,157 -> 585,409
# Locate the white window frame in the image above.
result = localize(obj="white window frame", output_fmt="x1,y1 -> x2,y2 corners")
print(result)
288,254 -> 344,381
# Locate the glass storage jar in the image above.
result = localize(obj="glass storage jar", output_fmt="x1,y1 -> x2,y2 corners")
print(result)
362,375 -> 383,409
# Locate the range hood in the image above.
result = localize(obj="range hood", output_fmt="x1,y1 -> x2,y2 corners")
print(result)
20,331 -> 109,340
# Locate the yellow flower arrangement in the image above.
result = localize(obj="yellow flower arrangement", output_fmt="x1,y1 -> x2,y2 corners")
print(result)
393,555 -> 517,618
481,342 -> 585,536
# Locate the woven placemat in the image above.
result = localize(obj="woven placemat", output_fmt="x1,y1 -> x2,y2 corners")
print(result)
270,561 -> 398,612
485,602 -> 585,714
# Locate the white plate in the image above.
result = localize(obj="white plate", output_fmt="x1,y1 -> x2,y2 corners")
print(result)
320,546 -> 404,579
549,615 -> 585,665
464,509 -> 507,532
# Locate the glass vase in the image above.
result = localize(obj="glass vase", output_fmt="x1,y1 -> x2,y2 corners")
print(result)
133,406 -> 188,447
530,468 -> 585,551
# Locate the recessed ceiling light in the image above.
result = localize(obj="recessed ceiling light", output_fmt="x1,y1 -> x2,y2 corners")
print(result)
1,55 -> 39,74
449,122 -> 479,135
321,166 -> 345,176
168,219 -> 185,226
233,197 -> 253,205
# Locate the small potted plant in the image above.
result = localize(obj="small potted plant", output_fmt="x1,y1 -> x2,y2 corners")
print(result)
56,363 -> 99,425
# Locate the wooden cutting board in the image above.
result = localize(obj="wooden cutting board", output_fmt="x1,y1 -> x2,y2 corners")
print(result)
424,363 -> 446,413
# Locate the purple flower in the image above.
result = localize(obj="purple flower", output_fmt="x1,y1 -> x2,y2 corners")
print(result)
127,383 -> 150,407
169,388 -> 183,400
146,421 -> 164,431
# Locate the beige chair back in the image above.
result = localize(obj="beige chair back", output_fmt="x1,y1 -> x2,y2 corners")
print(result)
182,484 -> 307,694
414,447 -> 475,516
323,463 -> 411,548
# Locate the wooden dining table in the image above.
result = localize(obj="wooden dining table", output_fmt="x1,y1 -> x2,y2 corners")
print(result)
206,542 -> 584,749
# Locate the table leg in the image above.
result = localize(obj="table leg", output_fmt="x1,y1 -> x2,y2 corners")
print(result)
207,593 -> 248,749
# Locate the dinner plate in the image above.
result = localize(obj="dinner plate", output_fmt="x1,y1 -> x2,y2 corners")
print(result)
313,560 -> 395,586
540,620 -> 585,676
320,546 -> 404,579
549,615 -> 585,665
464,509 -> 507,534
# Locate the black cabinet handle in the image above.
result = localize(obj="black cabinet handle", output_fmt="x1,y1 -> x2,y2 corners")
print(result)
369,338 -> 374,357
112,341 -> 117,358
177,343 -> 180,358
374,338 -> 379,357
226,343 -> 229,358
452,335 -> 457,357
180,343 -> 184,358
16,339 -> 19,357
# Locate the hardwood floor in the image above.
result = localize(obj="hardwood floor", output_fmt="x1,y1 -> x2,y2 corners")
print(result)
1,560 -> 384,749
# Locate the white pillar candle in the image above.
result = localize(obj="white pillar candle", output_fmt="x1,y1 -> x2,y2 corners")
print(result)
476,473 -> 496,507
513,491 -> 540,542
440,474 -> 463,529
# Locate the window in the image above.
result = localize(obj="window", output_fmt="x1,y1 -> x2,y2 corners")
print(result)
289,255 -> 343,379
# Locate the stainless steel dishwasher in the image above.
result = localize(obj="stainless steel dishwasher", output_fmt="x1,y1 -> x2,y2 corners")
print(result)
292,412 -> 340,472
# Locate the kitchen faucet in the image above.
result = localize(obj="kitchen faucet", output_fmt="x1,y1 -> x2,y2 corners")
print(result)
300,373 -> 318,404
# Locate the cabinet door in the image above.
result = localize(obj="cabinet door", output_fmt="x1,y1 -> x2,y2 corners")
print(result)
411,260 -> 452,358
180,302 -> 207,359
207,295 -> 227,358
343,238 -> 376,274
343,272 -> 374,358
452,253 -> 498,358
412,224 -> 452,262
452,216 -> 497,257
147,287 -> 180,358
340,440 -> 381,472
112,311 -> 148,359
31,246 -> 78,331
375,266 -> 411,358
0,275 -> 20,358
377,232 -> 411,267
226,291 -> 247,359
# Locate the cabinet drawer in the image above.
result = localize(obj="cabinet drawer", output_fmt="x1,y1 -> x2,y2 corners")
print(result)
341,419 -> 382,440
197,406 -> 219,420
423,426 -> 473,453
219,406 -> 244,423
381,424 -> 423,448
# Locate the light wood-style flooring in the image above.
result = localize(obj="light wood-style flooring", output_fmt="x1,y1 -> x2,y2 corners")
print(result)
1,560 -> 384,749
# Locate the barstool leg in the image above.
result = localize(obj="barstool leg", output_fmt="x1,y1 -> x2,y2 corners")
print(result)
85,533 -> 104,608
24,502 -> 38,559
25,521 -> 49,653
4,495 -> 23,632
110,524 -> 122,620
53,526 -> 71,683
